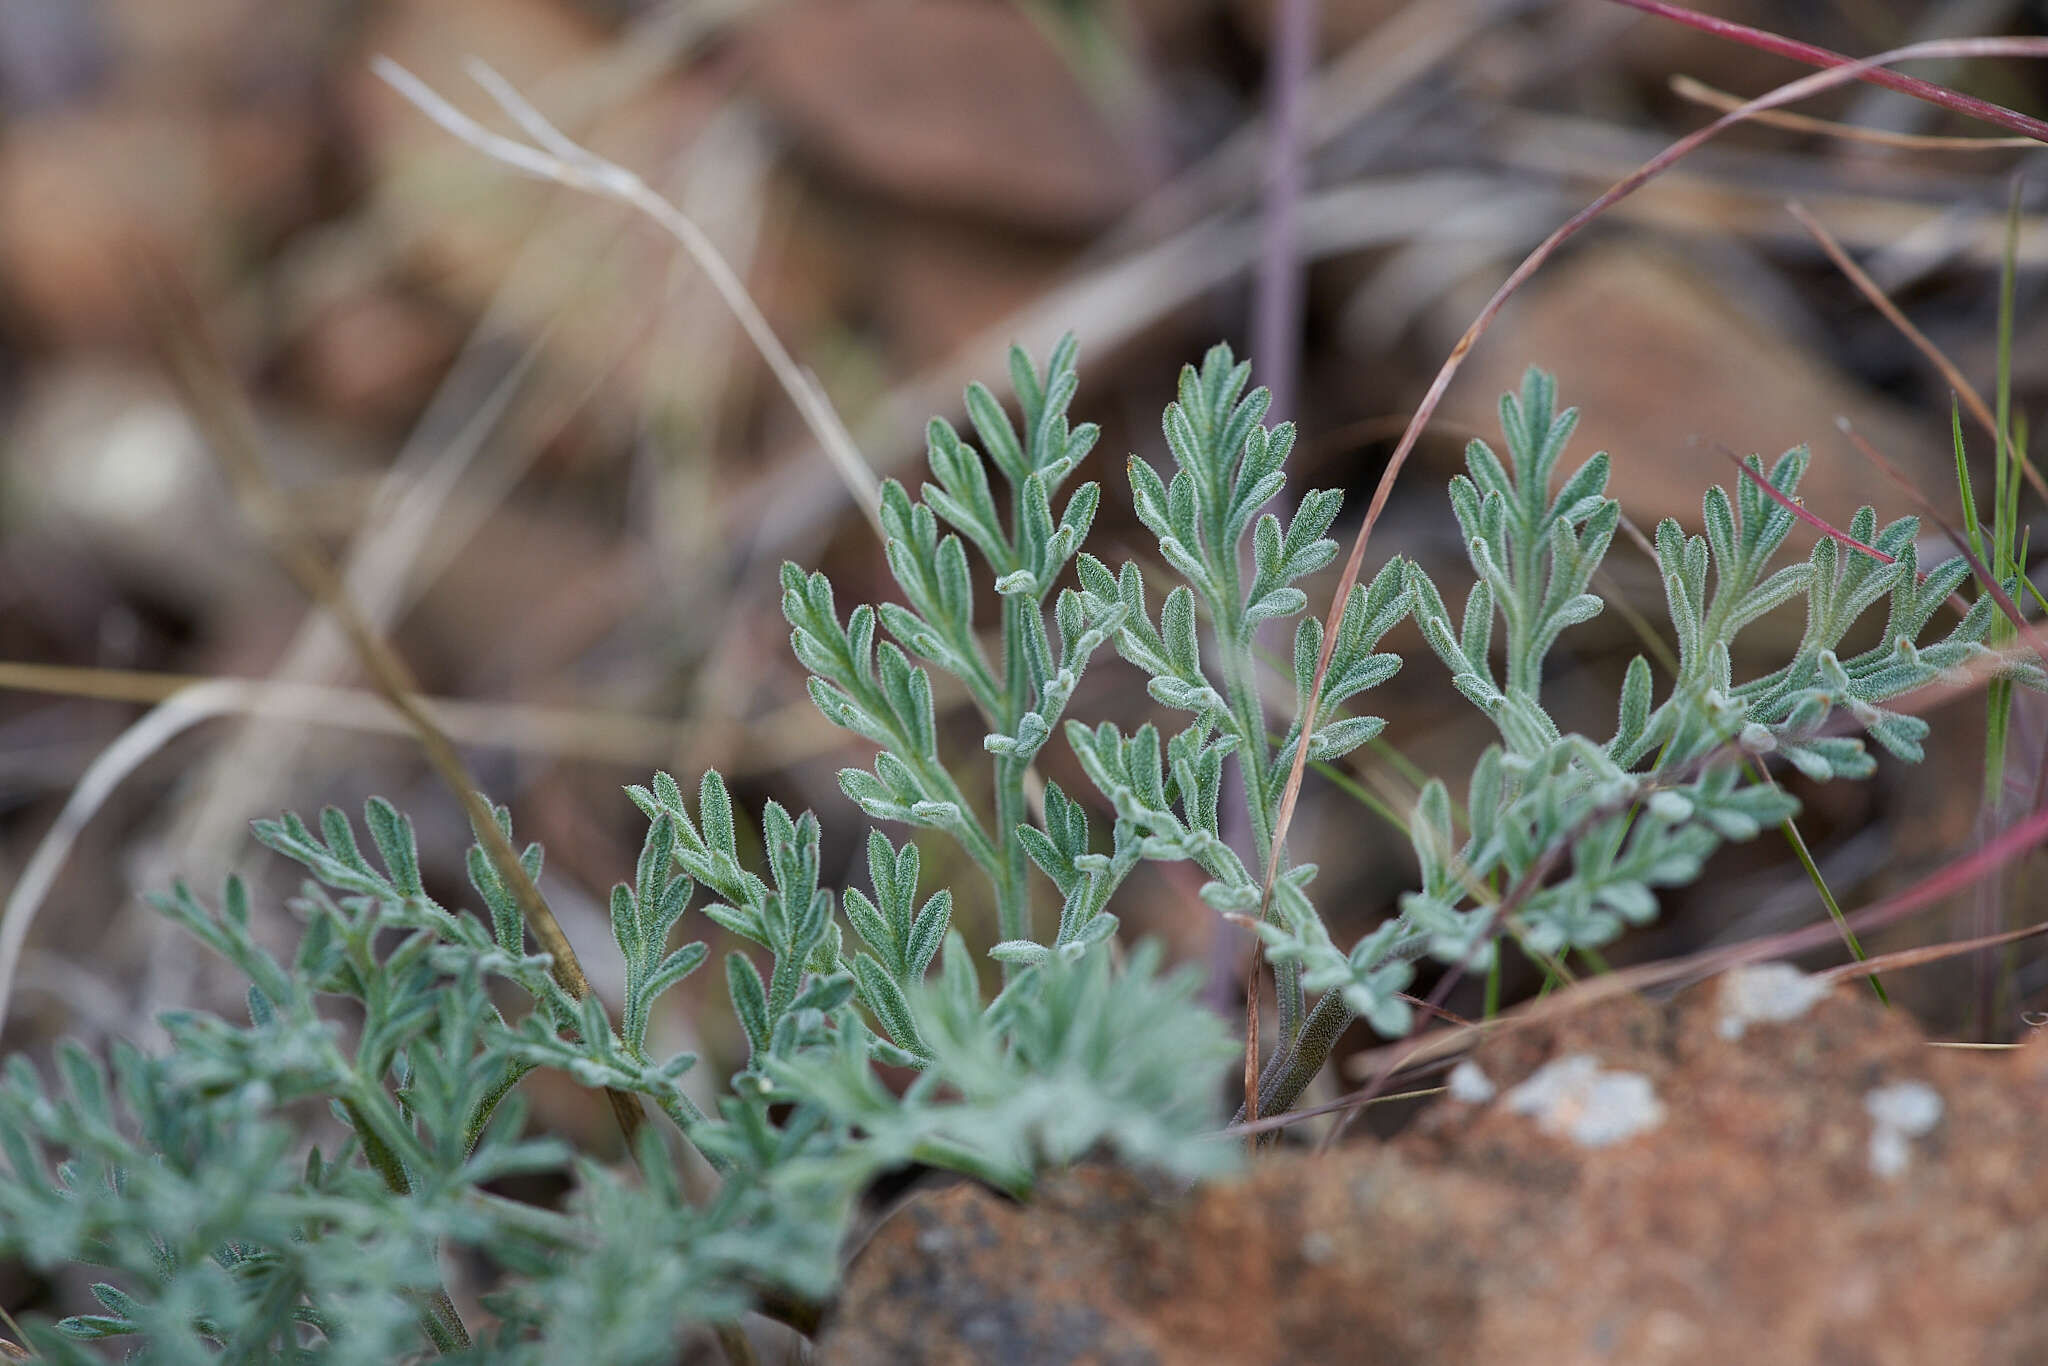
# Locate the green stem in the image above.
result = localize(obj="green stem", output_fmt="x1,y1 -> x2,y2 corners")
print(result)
461,1059 -> 536,1158
1252,989 -> 1355,1121
1749,760 -> 1888,1004
992,755 -> 1032,949
1216,624 -> 1302,1040
990,591 -> 1040,962
912,753 -> 1003,881
342,1098 -> 472,1355
1780,806 -> 1885,1002
421,1291 -> 472,1354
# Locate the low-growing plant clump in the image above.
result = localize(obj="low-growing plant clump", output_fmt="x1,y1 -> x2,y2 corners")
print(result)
0,341 -> 2029,1361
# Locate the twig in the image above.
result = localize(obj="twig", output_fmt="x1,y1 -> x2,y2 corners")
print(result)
374,56 -> 885,541
1815,918 -> 2048,983
713,1322 -> 761,1366
1223,1086 -> 1447,1138
0,1303 -> 27,1360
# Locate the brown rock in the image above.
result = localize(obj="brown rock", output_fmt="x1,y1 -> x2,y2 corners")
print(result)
282,283 -> 460,427
822,968 -> 2048,1364
748,0 -> 1143,234
101,0 -> 334,100
0,94 -> 318,341
1437,245 -> 1953,537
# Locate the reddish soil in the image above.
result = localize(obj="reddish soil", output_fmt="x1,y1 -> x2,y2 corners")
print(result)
824,967 -> 2048,1365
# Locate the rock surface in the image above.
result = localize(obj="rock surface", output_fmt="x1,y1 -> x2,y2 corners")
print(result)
748,0 -> 1143,233
1439,245 -> 1953,536
822,967 -> 2048,1365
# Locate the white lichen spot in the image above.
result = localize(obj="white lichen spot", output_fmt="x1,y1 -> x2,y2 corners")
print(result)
1503,1053 -> 1665,1148
1716,962 -> 1831,1040
1866,1080 -> 1943,1133
1864,1079 -> 1943,1180
1447,1058 -> 1496,1104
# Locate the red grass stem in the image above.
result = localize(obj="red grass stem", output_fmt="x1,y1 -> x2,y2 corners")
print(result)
1604,0 -> 2048,144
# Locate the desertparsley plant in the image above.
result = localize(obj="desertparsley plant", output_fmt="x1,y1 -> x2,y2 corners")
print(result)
0,340 -> 2025,1360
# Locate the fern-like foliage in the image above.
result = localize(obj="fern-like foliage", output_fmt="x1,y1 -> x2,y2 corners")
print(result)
1066,344 -> 1412,1056
1250,369 -> 2032,1113
0,838 -> 844,1364
2,348 -> 2023,1359
782,336 -> 1124,952
0,774 -> 1232,1358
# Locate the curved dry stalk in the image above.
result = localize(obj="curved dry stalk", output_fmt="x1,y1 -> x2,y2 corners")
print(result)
146,267 -> 648,1148
1789,199 -> 2048,506
0,661 -> 848,775
0,682 -> 245,1033
1670,74 -> 2042,149
1250,35 -> 2048,1123
373,55 -> 885,541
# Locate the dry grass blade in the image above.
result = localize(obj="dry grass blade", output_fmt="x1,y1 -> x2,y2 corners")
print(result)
0,682 -> 246,1033
1224,1086 -> 1447,1139
0,662 -> 703,764
1788,199 -> 2048,505
1834,419 -> 2048,673
1815,920 -> 2048,983
142,267 -> 647,1149
373,56 -> 885,542
1714,446 -> 1896,564
1605,0 -> 2048,142
1670,74 -> 2042,149
0,657 -> 821,1039
1254,35 -> 2048,1130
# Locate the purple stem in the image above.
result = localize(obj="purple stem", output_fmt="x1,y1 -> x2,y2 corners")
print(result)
1252,0 -> 1319,421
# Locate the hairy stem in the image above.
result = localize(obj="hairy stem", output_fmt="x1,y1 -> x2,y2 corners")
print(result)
1216,626 -> 1303,1040
993,594 -> 1038,954
342,1099 -> 473,1355
1255,989 -> 1355,1119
